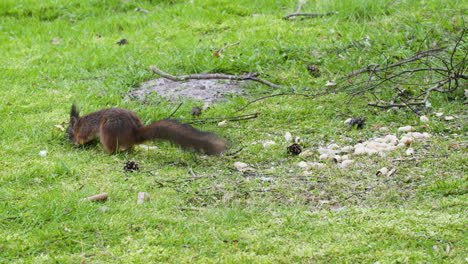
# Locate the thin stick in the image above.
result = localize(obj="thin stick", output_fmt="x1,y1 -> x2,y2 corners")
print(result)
215,41 -> 240,57
166,102 -> 183,119
283,11 -> 337,20
149,66 -> 282,89
179,113 -> 259,124
236,90 -> 332,112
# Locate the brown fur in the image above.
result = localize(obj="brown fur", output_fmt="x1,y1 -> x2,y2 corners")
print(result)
66,104 -> 227,155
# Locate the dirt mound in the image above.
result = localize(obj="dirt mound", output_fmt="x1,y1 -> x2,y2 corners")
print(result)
128,78 -> 249,103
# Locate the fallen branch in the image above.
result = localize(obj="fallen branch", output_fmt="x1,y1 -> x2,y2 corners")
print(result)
283,11 -> 337,20
149,66 -> 282,89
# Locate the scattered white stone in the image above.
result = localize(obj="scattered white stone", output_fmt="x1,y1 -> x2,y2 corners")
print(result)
299,150 -> 314,157
339,160 -> 354,169
309,162 -> 325,169
444,116 -> 455,121
340,146 -> 354,153
344,118 -> 352,125
354,146 -> 367,155
284,132 -> 293,142
420,115 -> 429,123
406,148 -> 415,156
384,135 -> 399,144
234,162 -> 249,171
294,136 -> 301,144
319,154 -> 330,160
397,143 -> 406,148
262,140 -> 276,147
379,126 -> 389,132
398,126 -> 415,132
39,150 -> 48,157
333,155 -> 342,163
376,167 -> 389,176
217,120 -> 228,127
400,136 -> 413,146
341,155 -> 350,161
327,143 -> 340,150
435,112 -> 444,117
325,80 -> 337,86
297,161 -> 309,168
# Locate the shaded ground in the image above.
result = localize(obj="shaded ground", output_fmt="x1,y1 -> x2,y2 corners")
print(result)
128,77 -> 249,103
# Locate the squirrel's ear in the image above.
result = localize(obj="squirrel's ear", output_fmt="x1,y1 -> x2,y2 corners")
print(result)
70,104 -> 79,119
69,104 -> 79,127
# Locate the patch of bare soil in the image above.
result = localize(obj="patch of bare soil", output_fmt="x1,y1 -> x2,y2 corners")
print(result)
128,78 -> 249,103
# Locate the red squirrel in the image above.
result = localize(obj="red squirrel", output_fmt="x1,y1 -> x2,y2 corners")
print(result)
66,104 -> 227,155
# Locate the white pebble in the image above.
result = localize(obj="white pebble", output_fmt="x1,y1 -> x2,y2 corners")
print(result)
217,120 -> 228,127
400,136 -> 413,146
420,115 -> 429,123
299,150 -> 313,157
341,155 -> 350,161
327,143 -> 340,150
284,132 -> 292,142
444,116 -> 455,121
406,148 -> 415,156
309,162 -> 325,169
435,112 -> 444,117
297,161 -> 309,168
354,146 -> 367,155
376,167 -> 389,176
333,155 -> 342,163
384,135 -> 399,145
39,150 -> 48,157
340,146 -> 354,153
339,160 -> 354,169
234,162 -> 248,171
319,154 -> 330,160
262,140 -> 276,147
379,127 -> 389,132
398,126 -> 415,132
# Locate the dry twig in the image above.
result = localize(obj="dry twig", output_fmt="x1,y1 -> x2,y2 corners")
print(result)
283,11 -> 337,20
335,29 -> 467,110
214,41 -> 240,57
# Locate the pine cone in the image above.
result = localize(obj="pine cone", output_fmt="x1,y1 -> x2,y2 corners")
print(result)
348,117 -> 366,129
124,161 -> 140,172
287,143 -> 302,155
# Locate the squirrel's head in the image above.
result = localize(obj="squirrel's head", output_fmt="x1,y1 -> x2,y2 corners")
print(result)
66,104 -> 80,143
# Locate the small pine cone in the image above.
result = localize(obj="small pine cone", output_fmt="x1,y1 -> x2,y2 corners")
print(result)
117,39 -> 128,45
124,161 -> 140,172
348,117 -> 366,129
306,64 -> 321,78
287,143 -> 302,155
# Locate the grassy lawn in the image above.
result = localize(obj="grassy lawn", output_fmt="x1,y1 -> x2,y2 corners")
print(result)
0,0 -> 466,263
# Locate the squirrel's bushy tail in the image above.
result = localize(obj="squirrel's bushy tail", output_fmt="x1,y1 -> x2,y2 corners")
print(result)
136,120 -> 227,155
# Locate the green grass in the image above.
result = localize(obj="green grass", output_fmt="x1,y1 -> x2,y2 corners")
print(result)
0,0 -> 466,263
